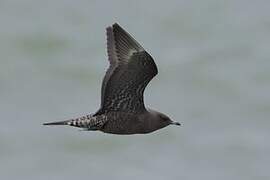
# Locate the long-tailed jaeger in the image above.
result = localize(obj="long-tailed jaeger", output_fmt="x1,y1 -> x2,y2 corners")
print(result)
43,23 -> 181,134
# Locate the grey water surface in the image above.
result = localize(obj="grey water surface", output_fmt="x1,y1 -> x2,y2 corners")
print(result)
0,0 -> 269,179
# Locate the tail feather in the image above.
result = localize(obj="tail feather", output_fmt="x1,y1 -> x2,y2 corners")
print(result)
43,114 -> 105,130
43,120 -> 70,126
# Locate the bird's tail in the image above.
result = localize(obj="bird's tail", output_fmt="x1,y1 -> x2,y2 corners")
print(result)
43,114 -> 94,128
43,120 -> 70,126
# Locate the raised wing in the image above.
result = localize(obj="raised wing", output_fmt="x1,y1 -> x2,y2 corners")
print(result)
95,23 -> 158,115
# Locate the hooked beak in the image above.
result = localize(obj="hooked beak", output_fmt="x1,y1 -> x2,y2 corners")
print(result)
170,121 -> 181,126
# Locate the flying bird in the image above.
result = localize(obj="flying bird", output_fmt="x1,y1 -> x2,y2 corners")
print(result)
43,23 -> 181,134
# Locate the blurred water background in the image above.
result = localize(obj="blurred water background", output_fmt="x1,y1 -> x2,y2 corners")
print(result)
0,0 -> 269,179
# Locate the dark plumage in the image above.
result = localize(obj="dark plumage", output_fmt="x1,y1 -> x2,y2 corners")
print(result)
43,23 -> 181,134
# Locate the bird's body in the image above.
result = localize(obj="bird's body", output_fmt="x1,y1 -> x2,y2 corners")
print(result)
44,23 -> 180,134
45,110 -> 175,134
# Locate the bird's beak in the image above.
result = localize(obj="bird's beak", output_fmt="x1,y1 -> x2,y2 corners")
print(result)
171,121 -> 181,126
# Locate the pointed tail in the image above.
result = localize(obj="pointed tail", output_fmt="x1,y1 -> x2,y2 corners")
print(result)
43,114 -> 101,129
43,120 -> 70,126
43,114 -> 93,127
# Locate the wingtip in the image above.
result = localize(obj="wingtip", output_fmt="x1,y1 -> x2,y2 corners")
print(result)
106,25 -> 112,31
112,22 -> 120,27
106,23 -> 120,31
112,23 -> 126,32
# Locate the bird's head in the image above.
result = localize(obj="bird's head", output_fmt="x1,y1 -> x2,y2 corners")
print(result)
157,112 -> 181,126
145,109 -> 181,133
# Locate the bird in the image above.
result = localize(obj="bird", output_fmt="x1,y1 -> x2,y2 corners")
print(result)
43,23 -> 181,134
